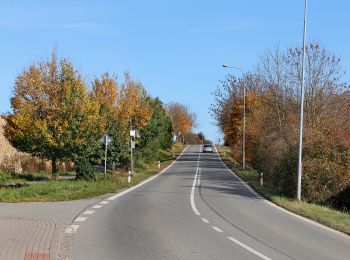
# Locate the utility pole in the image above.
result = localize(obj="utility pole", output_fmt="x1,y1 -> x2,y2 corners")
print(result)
242,80 -> 246,170
222,64 -> 245,169
104,136 -> 108,178
297,0 -> 308,201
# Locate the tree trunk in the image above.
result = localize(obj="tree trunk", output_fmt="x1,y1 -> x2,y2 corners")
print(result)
52,157 -> 58,179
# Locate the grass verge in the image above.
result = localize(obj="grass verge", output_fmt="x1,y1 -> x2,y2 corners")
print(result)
217,145 -> 350,236
0,143 -> 186,203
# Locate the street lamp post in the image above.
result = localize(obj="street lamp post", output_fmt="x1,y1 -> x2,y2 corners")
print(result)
297,0 -> 308,201
222,64 -> 246,170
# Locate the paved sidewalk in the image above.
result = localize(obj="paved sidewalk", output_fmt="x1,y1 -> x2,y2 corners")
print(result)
0,194 -> 112,259
0,217 -> 64,260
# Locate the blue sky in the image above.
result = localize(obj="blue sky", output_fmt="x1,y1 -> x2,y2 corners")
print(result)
1,0 -> 350,142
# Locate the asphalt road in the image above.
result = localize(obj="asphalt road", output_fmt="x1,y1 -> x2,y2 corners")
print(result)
74,145 -> 350,260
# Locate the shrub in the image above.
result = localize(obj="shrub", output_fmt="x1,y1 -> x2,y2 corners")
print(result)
75,158 -> 95,180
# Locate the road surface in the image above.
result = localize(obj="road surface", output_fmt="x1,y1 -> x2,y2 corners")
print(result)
73,145 -> 350,260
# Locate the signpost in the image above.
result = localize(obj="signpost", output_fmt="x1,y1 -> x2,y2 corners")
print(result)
129,118 -> 140,181
101,135 -> 112,178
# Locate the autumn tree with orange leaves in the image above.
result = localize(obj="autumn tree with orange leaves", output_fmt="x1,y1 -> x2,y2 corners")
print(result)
5,52 -> 102,178
166,102 -> 196,142
4,52 -> 180,179
212,43 -> 350,208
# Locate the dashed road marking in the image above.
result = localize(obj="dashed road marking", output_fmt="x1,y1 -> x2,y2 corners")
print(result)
201,218 -> 210,223
190,146 -> 273,260
92,205 -> 103,209
227,237 -> 272,260
100,201 -> 109,205
83,210 -> 95,215
212,226 -> 223,233
64,227 -> 74,234
75,217 -> 87,222
67,225 -> 80,234
197,168 -> 201,185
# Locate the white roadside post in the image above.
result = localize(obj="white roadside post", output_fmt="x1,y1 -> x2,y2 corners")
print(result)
158,161 -> 161,169
260,172 -> 264,186
128,171 -> 132,184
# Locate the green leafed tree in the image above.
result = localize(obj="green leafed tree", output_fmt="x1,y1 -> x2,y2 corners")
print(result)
136,97 -> 173,162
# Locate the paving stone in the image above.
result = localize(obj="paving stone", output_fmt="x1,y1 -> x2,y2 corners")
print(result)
0,217 -> 63,260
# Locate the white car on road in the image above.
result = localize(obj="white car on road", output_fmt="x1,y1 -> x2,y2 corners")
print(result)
202,144 -> 213,153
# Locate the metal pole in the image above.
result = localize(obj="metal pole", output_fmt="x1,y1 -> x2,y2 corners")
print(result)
104,136 -> 107,178
243,81 -> 246,170
222,65 -> 246,169
130,118 -> 134,175
297,0 -> 307,201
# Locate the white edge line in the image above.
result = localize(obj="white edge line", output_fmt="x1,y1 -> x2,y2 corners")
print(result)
201,218 -> 210,223
212,226 -> 223,233
64,227 -> 74,234
70,148 -> 189,234
69,224 -> 80,234
107,146 -> 189,201
227,236 -> 272,260
75,217 -> 87,222
83,210 -> 95,215
215,145 -> 350,239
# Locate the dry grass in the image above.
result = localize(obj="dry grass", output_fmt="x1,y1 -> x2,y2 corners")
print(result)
0,117 -> 20,164
0,117 -> 73,175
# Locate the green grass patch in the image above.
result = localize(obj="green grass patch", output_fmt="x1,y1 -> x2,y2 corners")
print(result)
0,172 -> 26,185
0,143 -> 186,203
217,145 -> 350,235
0,179 -> 126,202
21,172 -> 50,181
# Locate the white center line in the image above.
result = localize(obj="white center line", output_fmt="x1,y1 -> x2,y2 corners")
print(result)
201,218 -> 210,223
227,237 -> 272,260
212,226 -> 223,233
92,204 -> 103,209
190,153 -> 201,216
83,210 -> 95,215
75,217 -> 87,222
190,167 -> 201,216
190,147 -> 273,260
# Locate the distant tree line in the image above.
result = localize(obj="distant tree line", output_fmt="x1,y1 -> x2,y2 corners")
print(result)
211,43 -> 350,209
4,52 -> 195,180
165,102 -> 205,144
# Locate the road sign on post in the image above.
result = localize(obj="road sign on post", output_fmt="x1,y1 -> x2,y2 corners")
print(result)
129,117 -> 141,176
101,135 -> 112,178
